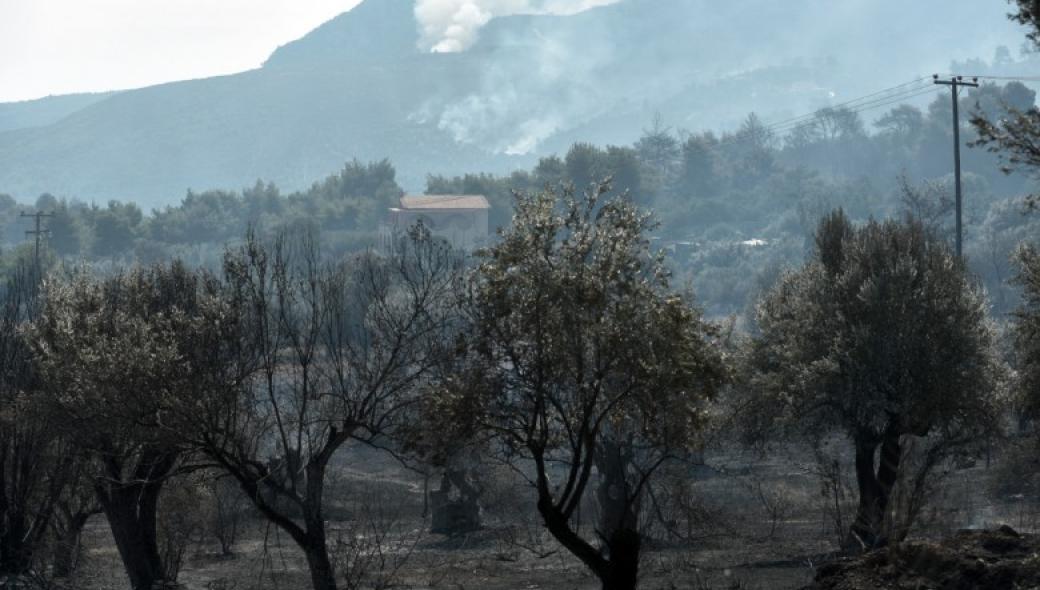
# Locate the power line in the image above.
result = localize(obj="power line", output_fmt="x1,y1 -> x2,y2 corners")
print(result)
767,86 -> 940,136
946,74 -> 1040,82
706,71 -> 1034,153
758,77 -> 933,133
711,78 -> 941,149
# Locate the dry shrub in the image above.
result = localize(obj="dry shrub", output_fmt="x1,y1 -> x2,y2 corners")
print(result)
158,476 -> 211,583
332,490 -> 425,590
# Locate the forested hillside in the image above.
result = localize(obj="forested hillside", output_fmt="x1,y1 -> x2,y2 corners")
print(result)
4,77 -> 1037,318
0,0 -> 1026,205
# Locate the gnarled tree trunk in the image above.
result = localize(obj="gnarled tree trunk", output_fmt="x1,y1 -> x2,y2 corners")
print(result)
302,535 -> 337,590
97,481 -> 166,590
430,468 -> 482,535
596,441 -> 640,541
0,509 -> 32,575
846,429 -> 901,553
602,527 -> 641,590
52,510 -> 93,578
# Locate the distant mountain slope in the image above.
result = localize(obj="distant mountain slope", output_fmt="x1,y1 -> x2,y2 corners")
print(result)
0,92 -> 117,133
0,0 -> 1025,206
264,0 -> 419,67
0,60 -> 524,207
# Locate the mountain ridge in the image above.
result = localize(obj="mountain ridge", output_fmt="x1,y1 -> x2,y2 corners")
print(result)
264,0 -> 419,68
0,0 -> 1026,206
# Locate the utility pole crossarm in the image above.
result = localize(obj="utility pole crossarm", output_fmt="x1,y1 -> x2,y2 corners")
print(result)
933,75 -> 979,258
20,211 -> 54,266
932,77 -> 980,88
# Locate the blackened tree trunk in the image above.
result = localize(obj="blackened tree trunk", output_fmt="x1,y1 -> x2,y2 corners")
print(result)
538,494 -> 643,590
98,481 -> 166,590
0,439 -> 68,577
227,457 -> 341,590
602,528 -> 641,590
596,441 -> 639,541
52,510 -> 92,578
594,441 -> 645,590
846,429 -> 902,552
302,535 -> 337,590
0,510 -> 32,575
430,469 -> 482,535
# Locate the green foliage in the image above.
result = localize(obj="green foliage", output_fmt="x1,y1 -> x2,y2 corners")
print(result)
90,201 -> 143,258
467,180 -> 726,452
1010,0 -> 1040,49
296,159 -> 402,230
26,261 -> 228,588
29,262 -> 224,444
1014,243 -> 1040,417
1,79 -> 1037,321
967,14 -> 1040,208
425,171 -> 533,231
747,211 -> 1000,443
47,201 -> 88,257
425,180 -> 727,584
562,143 -> 644,200
743,211 -> 1003,548
635,116 -> 681,193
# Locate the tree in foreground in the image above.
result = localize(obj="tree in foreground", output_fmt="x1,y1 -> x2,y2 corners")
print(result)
745,211 -> 1001,551
29,262 -> 223,589
425,181 -> 727,590
0,258 -> 76,578
172,228 -> 459,590
1014,244 -> 1040,417
970,0 -> 1040,209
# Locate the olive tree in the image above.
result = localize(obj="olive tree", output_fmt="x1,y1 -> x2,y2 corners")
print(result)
745,211 -> 1001,551
171,228 -> 459,590
0,258 -> 74,578
28,261 -> 224,590
425,181 -> 727,590
970,1 -> 1040,209
1014,244 -> 1040,415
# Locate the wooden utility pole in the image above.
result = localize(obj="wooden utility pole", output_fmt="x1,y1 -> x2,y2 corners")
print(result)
20,211 -> 53,266
933,74 -> 979,257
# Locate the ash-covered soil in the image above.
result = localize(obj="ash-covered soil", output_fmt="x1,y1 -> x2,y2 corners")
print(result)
802,526 -> 1040,590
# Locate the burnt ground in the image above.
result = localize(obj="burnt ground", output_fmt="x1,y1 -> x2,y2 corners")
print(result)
47,443 -> 1040,590
802,526 -> 1040,590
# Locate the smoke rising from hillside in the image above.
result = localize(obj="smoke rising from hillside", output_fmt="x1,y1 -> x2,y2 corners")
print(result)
411,0 -> 1026,156
414,0 -> 619,52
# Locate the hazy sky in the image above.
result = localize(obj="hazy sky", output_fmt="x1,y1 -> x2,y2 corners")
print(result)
0,0 -> 364,102
0,0 -> 623,103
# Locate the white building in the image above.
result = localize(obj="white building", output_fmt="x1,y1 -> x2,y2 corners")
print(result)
381,194 -> 490,252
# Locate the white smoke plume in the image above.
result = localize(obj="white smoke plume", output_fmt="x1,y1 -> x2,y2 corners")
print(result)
414,0 -> 620,53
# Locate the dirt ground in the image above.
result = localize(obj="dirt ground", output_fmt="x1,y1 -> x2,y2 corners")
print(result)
66,520 -> 816,590
50,444 -> 1040,590
802,526 -> 1040,590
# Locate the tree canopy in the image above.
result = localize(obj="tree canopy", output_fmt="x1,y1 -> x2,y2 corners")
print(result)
425,180 -> 727,590
746,211 -> 1001,550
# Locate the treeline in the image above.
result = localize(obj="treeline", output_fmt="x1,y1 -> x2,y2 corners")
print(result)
0,159 -> 402,267
0,180 -> 1038,590
426,82 -> 1040,316
3,81 -> 1038,317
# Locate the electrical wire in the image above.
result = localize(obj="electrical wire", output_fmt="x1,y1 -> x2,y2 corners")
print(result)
767,85 -> 940,136
950,74 -> 1040,82
758,77 -> 934,133
710,78 -> 942,149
